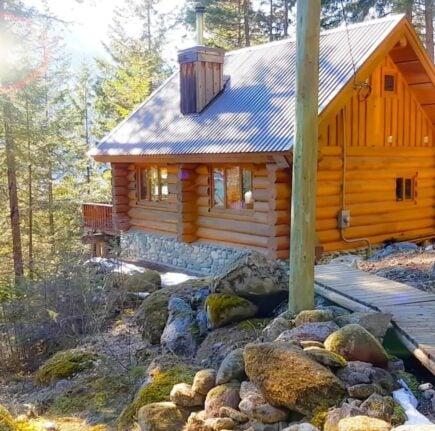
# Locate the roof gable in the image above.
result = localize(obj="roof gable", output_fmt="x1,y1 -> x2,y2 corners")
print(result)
92,15 -> 424,158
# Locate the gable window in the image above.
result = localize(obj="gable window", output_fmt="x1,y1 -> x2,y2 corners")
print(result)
384,74 -> 396,92
396,176 -> 415,202
212,166 -> 253,210
138,166 -> 168,202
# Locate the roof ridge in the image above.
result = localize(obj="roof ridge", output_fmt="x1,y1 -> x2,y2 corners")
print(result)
226,14 -> 404,57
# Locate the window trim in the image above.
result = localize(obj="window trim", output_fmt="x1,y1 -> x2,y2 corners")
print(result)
136,165 -> 170,204
395,173 -> 417,203
381,68 -> 398,97
210,165 -> 254,212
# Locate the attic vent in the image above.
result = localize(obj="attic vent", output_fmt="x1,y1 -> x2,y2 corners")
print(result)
384,74 -> 396,92
178,46 -> 225,115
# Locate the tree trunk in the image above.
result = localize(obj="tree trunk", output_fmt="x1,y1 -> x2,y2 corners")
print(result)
237,0 -> 242,48
284,0 -> 289,37
3,99 -> 24,279
405,1 -> 412,21
425,0 -> 434,62
269,0 -> 274,41
243,0 -> 250,47
25,99 -> 33,276
146,0 -> 152,51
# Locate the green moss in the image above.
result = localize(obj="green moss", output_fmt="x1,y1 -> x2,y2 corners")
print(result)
35,349 -> 97,385
0,405 -> 15,431
391,403 -> 407,426
117,365 -> 196,430
236,318 -> 269,331
309,408 -> 328,429
47,373 -> 132,416
394,371 -> 422,400
205,293 -> 257,328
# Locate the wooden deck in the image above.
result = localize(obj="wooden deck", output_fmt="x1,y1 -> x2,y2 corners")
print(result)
315,264 -> 435,375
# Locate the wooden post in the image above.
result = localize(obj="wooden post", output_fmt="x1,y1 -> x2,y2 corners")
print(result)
289,0 -> 321,315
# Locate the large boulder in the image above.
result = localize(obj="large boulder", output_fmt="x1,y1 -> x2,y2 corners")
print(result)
137,402 -> 189,431
216,349 -> 246,385
335,313 -> 392,338
35,349 -> 97,385
210,251 -> 288,313
337,416 -> 391,431
244,342 -> 345,416
324,324 -> 389,368
276,322 -> 339,343
204,383 -> 241,419
135,282 -> 198,344
105,269 -> 161,293
161,298 -> 197,357
205,293 -> 258,329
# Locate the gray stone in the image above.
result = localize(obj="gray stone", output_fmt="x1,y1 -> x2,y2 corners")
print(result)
262,317 -> 293,341
276,321 -> 339,343
161,298 -> 197,357
335,312 -> 392,338
205,383 -> 241,419
329,255 -> 363,268
347,384 -> 378,399
324,404 -> 365,431
169,383 -> 205,407
192,369 -> 216,396
219,406 -> 249,423
317,305 -> 351,319
216,348 -> 246,384
360,394 -> 394,421
239,393 -> 289,424
283,424 -> 320,431
294,309 -> 334,326
210,251 -> 289,312
303,346 -> 347,368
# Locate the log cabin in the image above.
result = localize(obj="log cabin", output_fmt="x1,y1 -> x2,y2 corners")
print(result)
87,14 -> 435,271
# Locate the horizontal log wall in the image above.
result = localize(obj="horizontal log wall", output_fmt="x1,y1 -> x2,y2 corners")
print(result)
195,163 -> 291,258
316,138 -> 435,252
127,164 -> 179,236
111,163 -> 130,231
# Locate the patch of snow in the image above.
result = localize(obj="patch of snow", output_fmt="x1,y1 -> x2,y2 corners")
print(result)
393,386 -> 433,425
161,272 -> 198,287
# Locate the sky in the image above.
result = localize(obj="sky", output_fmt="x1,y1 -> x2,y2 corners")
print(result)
25,0 -> 195,67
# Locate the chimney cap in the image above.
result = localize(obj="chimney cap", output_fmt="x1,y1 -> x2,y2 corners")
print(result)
195,4 -> 205,13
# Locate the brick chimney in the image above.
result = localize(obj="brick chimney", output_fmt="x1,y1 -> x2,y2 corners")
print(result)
178,5 -> 225,115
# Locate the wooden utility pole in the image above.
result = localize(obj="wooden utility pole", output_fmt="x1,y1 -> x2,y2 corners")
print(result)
289,0 -> 321,315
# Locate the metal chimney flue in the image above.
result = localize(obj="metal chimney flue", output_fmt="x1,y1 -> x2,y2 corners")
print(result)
195,4 -> 205,45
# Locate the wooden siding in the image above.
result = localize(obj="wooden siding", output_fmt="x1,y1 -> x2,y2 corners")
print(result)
127,164 -> 179,236
317,54 -> 435,252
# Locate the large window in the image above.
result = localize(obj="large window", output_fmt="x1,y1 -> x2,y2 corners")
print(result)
212,166 -> 253,210
138,166 -> 168,202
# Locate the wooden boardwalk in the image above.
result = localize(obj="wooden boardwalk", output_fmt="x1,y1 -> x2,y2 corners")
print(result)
314,264 -> 435,375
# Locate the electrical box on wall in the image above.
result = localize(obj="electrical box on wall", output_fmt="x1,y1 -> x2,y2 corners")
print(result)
338,210 -> 351,229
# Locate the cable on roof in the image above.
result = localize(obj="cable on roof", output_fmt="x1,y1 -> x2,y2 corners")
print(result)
339,0 -> 372,101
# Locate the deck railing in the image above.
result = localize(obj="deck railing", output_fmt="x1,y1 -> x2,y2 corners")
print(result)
82,203 -> 114,233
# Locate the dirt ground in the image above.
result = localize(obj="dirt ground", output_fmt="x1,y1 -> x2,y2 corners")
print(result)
359,249 -> 435,293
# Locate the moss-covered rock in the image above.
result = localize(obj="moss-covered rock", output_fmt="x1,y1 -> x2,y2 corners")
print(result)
105,270 -> 162,293
244,342 -> 346,416
204,382 -> 241,419
390,403 -> 407,426
210,251 -> 289,313
294,310 -> 334,326
118,361 -> 198,429
137,402 -> 189,431
205,293 -> 258,329
135,282 -> 205,344
324,324 -> 389,368
0,405 -> 15,431
303,347 -> 347,368
35,349 -> 97,385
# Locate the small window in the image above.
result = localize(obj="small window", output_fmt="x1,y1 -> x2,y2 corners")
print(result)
212,166 -> 253,210
396,176 -> 415,202
384,74 -> 396,92
137,166 -> 169,202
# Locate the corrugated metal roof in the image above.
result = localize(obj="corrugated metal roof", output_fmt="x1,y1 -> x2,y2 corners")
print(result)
92,15 -> 404,157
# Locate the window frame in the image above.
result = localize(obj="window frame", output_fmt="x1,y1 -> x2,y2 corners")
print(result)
381,67 -> 398,97
136,165 -> 169,204
395,174 -> 417,203
211,164 -> 254,212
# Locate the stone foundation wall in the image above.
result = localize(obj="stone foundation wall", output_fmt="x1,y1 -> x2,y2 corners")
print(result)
121,230 -> 248,275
